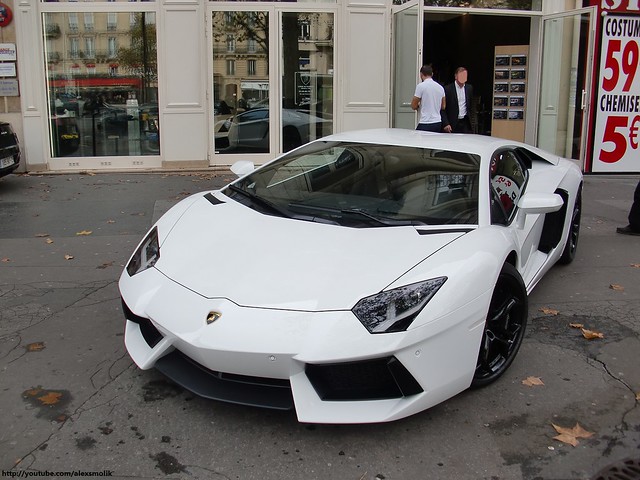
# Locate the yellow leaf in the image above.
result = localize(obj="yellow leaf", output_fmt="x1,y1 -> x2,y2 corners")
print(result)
539,307 -> 559,316
76,230 -> 93,236
569,323 -> 584,329
26,342 -> 46,352
45,238 -> 54,244
581,328 -> 604,340
38,392 -> 62,406
522,376 -> 544,387
64,254 -> 74,260
609,284 -> 625,291
636,392 -> 640,401
552,423 -> 594,447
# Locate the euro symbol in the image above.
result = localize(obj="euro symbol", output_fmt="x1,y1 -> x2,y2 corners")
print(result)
630,115 -> 640,150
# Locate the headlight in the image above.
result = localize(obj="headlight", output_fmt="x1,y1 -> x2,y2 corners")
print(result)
352,277 -> 447,333
126,227 -> 160,276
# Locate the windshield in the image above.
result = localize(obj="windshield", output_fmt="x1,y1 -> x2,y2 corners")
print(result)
225,141 -> 480,227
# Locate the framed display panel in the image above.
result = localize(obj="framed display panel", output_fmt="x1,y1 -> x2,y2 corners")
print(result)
491,45 -> 529,142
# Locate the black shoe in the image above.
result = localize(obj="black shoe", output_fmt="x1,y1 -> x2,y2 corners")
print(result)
616,225 -> 640,236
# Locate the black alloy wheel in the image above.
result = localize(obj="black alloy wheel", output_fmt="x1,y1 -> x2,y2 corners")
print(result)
472,262 -> 528,388
558,186 -> 582,265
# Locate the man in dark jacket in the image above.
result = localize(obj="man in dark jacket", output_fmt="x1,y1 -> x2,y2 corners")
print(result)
617,180 -> 640,235
442,67 -> 476,134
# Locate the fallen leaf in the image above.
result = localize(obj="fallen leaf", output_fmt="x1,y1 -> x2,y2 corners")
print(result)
522,376 -> 544,387
38,392 -> 62,406
26,342 -> 46,352
76,230 -> 93,236
34,233 -> 50,238
23,387 -> 43,397
540,307 -> 559,316
107,219 -> 116,224
55,414 -> 68,423
569,323 -> 584,329
609,284 -> 625,291
45,238 -> 54,244
64,254 -> 74,260
96,261 -> 114,269
581,328 -> 604,340
631,263 -> 640,268
552,423 -> 594,447
1,258 -> 9,263
636,392 -> 640,401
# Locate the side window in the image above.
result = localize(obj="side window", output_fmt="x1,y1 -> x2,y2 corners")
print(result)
490,149 -> 528,224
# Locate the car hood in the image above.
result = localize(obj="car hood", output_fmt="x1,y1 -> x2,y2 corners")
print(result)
154,193 -> 466,311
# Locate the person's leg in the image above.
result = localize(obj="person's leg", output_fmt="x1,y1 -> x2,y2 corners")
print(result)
617,180 -> 640,235
629,180 -> 640,231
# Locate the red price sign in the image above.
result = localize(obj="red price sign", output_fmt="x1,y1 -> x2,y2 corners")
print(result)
600,115 -> 640,163
602,39 -> 639,92
594,15 -> 640,172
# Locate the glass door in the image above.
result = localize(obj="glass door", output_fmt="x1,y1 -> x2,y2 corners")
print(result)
209,6 -> 335,164
211,10 -> 272,157
280,11 -> 334,152
392,1 -> 420,129
537,8 -> 595,165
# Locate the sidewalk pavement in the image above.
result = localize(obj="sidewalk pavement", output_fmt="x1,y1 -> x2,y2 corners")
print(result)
0,171 -> 638,480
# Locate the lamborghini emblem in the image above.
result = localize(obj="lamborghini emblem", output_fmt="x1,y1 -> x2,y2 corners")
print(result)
206,311 -> 222,325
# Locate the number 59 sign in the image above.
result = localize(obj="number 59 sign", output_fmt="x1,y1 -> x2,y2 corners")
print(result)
593,14 -> 640,172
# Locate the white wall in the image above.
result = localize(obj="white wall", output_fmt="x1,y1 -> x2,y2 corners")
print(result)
159,1 -> 208,169
340,0 -> 390,133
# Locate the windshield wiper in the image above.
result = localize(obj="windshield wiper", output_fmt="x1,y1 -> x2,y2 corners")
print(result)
289,203 -> 423,227
226,184 -> 291,218
340,208 -> 426,226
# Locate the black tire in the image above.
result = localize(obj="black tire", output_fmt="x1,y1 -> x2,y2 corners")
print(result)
558,186 -> 582,265
471,262 -> 528,388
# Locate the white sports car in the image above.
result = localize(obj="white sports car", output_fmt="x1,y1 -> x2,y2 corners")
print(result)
120,128 -> 582,424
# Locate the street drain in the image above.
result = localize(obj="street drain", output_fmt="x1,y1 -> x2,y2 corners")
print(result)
592,458 -> 640,480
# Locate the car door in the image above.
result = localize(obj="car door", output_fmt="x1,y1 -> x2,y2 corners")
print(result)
489,148 -> 541,270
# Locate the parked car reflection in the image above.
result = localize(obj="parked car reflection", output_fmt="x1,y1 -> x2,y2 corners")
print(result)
216,107 -> 332,153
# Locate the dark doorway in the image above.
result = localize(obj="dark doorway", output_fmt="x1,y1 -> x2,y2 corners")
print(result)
422,13 -> 531,135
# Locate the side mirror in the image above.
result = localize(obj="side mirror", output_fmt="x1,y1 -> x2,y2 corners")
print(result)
230,160 -> 255,178
515,192 -> 563,229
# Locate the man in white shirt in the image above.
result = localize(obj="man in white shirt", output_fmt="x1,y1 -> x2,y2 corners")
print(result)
411,65 -> 445,133
442,67 -> 475,134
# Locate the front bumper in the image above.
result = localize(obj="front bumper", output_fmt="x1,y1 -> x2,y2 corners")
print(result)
120,267 -> 488,423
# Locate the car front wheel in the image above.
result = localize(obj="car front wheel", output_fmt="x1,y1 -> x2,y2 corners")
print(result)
558,185 -> 582,265
472,262 -> 528,388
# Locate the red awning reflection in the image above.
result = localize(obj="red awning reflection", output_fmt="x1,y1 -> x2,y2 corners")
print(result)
49,77 -> 142,88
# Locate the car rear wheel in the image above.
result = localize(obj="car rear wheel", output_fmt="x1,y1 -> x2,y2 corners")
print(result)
558,186 -> 582,265
471,262 -> 528,388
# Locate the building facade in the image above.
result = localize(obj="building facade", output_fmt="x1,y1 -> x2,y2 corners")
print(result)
2,0 -> 638,174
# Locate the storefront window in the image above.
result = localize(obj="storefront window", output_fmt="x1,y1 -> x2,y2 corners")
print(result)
212,11 -> 270,154
42,11 -> 159,158
42,1 -> 155,3
281,12 -> 334,152
419,0 -> 541,9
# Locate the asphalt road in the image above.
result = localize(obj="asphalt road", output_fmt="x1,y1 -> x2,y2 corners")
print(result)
0,172 -> 638,480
